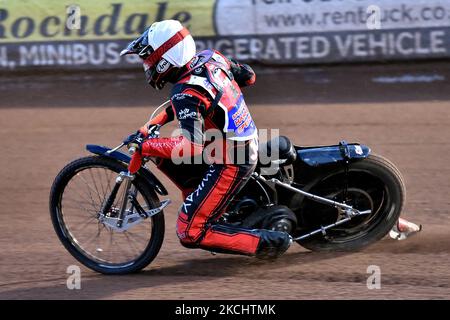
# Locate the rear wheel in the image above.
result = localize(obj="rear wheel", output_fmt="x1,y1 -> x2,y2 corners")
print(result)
296,154 -> 405,251
49,156 -> 165,274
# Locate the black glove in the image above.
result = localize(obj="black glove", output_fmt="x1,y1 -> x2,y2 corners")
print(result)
123,131 -> 145,146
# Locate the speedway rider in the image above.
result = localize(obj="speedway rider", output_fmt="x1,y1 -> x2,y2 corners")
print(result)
120,20 -> 292,258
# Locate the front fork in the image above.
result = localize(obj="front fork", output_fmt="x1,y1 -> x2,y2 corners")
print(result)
99,170 -> 171,232
100,171 -> 134,227
117,172 -> 134,228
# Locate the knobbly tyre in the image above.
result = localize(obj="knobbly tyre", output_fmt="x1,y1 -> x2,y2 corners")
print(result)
49,108 -> 406,274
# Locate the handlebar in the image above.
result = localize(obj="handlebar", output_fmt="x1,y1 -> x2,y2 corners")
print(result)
107,124 -> 162,156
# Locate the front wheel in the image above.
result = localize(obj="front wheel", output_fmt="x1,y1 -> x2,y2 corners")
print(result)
296,154 -> 405,251
49,156 -> 165,274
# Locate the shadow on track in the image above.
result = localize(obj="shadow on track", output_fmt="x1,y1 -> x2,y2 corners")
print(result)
0,250 -> 351,299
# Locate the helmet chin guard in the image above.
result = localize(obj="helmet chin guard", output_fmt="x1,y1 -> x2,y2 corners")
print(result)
144,58 -> 179,90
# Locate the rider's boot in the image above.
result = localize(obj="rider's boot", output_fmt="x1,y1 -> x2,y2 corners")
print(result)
255,230 -> 292,259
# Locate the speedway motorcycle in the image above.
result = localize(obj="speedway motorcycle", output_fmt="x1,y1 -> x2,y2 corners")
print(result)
49,101 -> 405,274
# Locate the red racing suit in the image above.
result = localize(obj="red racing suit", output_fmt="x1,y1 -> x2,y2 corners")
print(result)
131,50 -> 290,256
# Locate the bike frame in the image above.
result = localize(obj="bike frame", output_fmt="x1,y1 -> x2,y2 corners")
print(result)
87,132 -> 372,239
251,173 -> 371,241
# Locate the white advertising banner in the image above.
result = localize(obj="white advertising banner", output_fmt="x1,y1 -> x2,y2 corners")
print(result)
215,0 -> 450,35
1,0 -> 449,71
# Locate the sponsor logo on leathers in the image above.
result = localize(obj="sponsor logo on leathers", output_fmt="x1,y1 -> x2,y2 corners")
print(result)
178,108 -> 197,120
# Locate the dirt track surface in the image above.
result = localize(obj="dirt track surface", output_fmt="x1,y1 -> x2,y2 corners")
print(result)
1,66 -> 450,299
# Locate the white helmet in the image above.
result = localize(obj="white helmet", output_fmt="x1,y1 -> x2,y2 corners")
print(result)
147,20 -> 196,67
120,20 -> 196,89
